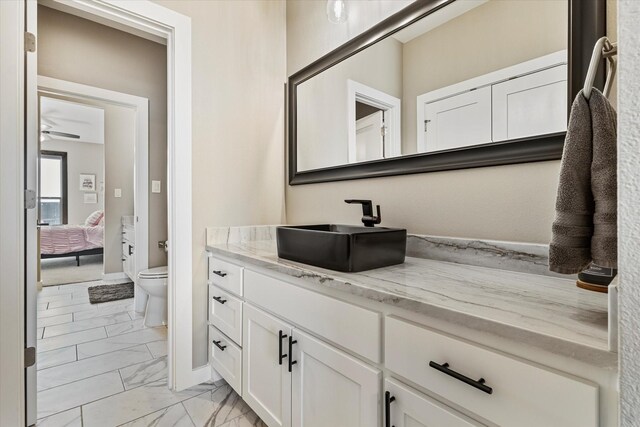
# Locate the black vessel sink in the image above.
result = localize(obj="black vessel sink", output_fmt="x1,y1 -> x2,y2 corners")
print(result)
276,224 -> 407,272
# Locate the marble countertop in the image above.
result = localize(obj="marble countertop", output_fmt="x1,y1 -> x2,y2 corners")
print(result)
206,235 -> 614,367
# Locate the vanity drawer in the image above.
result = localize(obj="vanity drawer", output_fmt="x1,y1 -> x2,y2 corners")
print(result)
244,269 -> 381,363
208,285 -> 243,346
208,255 -> 244,297
209,325 -> 242,395
385,316 -> 598,427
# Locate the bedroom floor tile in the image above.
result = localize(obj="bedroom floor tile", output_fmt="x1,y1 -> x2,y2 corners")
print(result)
73,301 -> 133,321
37,371 -> 124,420
38,313 -> 74,328
43,312 -> 131,338
38,327 -> 107,353
118,403 -> 195,427
119,356 -> 168,390
47,297 -> 91,309
34,280 -> 265,427
105,318 -> 146,337
38,344 -> 152,391
37,346 -> 77,371
77,327 -> 166,359
36,407 -> 82,427
147,340 -> 168,358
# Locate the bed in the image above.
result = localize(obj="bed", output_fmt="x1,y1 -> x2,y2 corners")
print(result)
40,211 -> 104,266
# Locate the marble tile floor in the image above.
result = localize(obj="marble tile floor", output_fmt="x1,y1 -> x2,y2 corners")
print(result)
36,281 -> 266,427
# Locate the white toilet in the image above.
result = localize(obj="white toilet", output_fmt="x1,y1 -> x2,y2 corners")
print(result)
137,266 -> 168,327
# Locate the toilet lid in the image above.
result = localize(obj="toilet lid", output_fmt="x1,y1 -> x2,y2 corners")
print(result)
138,266 -> 168,279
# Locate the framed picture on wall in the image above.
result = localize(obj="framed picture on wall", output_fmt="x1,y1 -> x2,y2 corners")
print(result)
79,173 -> 96,191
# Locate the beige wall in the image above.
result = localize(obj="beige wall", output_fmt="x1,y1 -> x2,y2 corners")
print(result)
102,104 -> 136,274
38,5 -> 168,270
41,138 -> 105,225
297,37 -> 402,170
401,0 -> 567,154
153,0 -> 287,367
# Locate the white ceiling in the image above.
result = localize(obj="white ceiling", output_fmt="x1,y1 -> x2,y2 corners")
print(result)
40,96 -> 105,144
392,0 -> 488,44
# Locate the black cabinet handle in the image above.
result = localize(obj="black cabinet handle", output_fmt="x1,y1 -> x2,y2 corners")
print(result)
429,361 -> 493,394
212,270 -> 227,278
288,335 -> 297,372
278,330 -> 288,365
384,391 -> 396,427
128,245 -> 133,256
212,296 -> 227,304
212,340 -> 227,351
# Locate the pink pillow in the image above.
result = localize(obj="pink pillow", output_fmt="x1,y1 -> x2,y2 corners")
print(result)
85,210 -> 104,226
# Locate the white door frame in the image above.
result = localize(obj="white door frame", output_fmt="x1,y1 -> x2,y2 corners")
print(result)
347,79 -> 402,163
36,0 -> 202,392
37,76 -> 150,288
0,0 -> 27,425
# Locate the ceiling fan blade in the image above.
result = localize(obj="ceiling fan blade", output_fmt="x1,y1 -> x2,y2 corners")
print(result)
41,130 -> 80,139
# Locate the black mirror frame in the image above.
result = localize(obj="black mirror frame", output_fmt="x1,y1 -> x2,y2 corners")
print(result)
288,0 -> 606,185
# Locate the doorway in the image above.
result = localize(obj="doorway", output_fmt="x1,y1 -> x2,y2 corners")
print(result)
38,96 -> 106,286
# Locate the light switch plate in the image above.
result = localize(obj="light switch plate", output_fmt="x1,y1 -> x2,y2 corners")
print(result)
152,180 -> 161,193
114,188 -> 122,198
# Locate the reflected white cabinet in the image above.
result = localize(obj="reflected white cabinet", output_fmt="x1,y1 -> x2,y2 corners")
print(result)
243,304 -> 292,427
417,50 -> 567,153
492,65 -> 568,141
291,329 -> 380,427
422,87 -> 492,152
385,378 -> 482,427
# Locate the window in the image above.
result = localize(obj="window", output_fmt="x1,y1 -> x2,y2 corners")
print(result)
39,151 -> 67,225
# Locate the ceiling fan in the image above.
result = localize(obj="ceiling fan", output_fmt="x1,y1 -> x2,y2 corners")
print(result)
40,119 -> 80,141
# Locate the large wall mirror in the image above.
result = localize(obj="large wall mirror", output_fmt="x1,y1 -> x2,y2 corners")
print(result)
288,0 -> 606,184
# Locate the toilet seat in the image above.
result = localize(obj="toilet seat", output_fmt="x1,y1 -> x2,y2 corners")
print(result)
138,266 -> 168,279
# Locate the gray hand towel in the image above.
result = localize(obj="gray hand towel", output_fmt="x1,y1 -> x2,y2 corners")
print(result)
549,89 -> 617,274
590,89 -> 617,268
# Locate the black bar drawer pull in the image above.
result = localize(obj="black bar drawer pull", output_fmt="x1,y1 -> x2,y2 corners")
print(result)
384,391 -> 396,427
278,330 -> 288,365
212,270 -> 227,278
212,340 -> 227,351
429,361 -> 493,395
212,296 -> 227,304
288,335 -> 297,372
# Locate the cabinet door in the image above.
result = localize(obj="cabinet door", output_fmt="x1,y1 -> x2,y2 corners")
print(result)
492,65 -> 567,141
291,329 -> 380,427
243,304 -> 292,427
385,378 -> 483,427
420,86 -> 492,153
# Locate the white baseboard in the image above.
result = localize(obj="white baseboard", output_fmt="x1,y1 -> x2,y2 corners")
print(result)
102,272 -> 129,282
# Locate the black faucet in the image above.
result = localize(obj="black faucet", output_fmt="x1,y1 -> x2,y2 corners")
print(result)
345,199 -> 381,227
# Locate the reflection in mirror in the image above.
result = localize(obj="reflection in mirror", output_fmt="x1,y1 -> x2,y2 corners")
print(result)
296,0 -> 568,172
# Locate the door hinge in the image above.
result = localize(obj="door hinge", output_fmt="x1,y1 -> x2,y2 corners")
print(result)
24,347 -> 36,368
24,189 -> 36,210
24,32 -> 36,53
380,125 -> 387,137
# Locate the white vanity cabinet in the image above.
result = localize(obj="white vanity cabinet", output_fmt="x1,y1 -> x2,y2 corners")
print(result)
206,252 -> 601,427
385,378 -> 483,427
242,303 -> 380,427
122,223 -> 135,282
242,303 -> 292,427
291,329 -> 380,427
